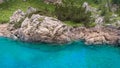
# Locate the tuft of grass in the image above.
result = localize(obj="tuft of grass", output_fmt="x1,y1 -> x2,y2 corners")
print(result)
0,0 -> 55,24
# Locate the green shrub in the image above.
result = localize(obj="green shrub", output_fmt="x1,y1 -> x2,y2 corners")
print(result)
116,9 -> 120,16
54,0 -> 92,27
99,4 -> 113,23
112,0 -> 120,5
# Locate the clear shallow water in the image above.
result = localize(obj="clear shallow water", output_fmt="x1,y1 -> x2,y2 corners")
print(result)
0,37 -> 120,68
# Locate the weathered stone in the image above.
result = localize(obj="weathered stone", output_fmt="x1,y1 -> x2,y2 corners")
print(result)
0,24 -> 12,37
26,7 -> 37,15
95,17 -> 104,25
82,2 -> 97,13
10,9 -> 26,24
13,14 -> 71,43
82,2 -> 91,13
21,17 -> 30,28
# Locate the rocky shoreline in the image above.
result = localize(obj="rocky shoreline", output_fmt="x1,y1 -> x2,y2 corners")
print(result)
0,9 -> 120,46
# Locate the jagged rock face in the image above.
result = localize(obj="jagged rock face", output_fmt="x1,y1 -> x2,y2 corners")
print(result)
10,9 -> 26,24
4,8 -> 120,45
15,14 -> 71,43
0,24 -> 10,37
83,27 -> 120,45
9,9 -> 26,31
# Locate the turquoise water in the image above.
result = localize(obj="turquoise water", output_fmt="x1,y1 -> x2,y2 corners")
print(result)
0,37 -> 120,68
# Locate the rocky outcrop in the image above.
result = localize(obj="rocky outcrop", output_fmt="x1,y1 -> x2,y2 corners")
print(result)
14,14 -> 71,43
68,26 -> 120,45
0,8 -> 120,46
10,9 -> 26,24
0,24 -> 18,39
0,24 -> 10,37
83,27 -> 120,45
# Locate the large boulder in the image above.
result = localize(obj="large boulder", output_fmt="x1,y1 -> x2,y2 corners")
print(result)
15,14 -> 71,43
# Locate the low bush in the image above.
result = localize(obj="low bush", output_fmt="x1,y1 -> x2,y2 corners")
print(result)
54,0 -> 92,27
112,0 -> 120,5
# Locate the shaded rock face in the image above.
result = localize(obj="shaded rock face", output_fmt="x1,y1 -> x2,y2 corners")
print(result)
1,8 -> 119,45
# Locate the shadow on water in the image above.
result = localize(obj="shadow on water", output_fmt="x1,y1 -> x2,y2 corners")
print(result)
1,37 -> 84,52
0,37 -> 118,52
15,40 -> 87,52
